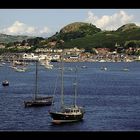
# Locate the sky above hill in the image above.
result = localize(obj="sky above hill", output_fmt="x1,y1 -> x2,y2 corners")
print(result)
0,9 -> 139,37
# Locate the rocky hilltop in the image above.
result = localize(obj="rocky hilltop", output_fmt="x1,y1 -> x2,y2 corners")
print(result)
60,22 -> 101,34
116,23 -> 140,32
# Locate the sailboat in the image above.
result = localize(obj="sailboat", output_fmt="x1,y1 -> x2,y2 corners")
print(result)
49,52 -> 85,124
24,60 -> 53,107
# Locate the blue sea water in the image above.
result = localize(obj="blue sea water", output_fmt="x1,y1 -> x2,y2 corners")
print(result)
0,61 -> 140,131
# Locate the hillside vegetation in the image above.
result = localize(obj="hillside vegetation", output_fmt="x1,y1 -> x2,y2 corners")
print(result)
45,22 -> 140,51
0,22 -> 140,53
0,34 -> 35,43
48,22 -> 101,41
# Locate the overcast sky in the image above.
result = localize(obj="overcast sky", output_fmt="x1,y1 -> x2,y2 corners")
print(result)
0,9 -> 139,37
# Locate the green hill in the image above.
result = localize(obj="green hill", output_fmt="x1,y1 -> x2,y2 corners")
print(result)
48,22 -> 101,41
45,22 -> 140,51
0,33 -> 35,44
60,22 -> 101,34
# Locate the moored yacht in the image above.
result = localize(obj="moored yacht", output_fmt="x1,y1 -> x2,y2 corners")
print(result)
49,50 -> 85,124
50,105 -> 84,124
24,60 -> 53,107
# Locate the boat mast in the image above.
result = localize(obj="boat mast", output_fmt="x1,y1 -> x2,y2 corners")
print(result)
74,66 -> 77,107
34,60 -> 38,100
61,50 -> 64,108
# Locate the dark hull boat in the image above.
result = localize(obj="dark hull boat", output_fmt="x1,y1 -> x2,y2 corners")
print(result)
24,96 -> 53,107
24,60 -> 53,108
50,113 -> 83,124
2,80 -> 9,86
49,106 -> 84,124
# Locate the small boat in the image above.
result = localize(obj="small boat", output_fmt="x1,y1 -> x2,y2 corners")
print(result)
101,67 -> 107,71
2,80 -> 9,86
24,60 -> 53,107
81,65 -> 87,69
15,67 -> 27,72
49,52 -> 85,124
44,64 -> 53,69
40,59 -> 53,69
122,68 -> 129,71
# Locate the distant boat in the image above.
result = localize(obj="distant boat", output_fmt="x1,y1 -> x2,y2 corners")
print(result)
99,60 -> 106,62
24,60 -> 53,107
81,65 -> 87,69
101,67 -> 107,71
2,80 -> 9,86
49,51 -> 85,124
40,59 -> 53,69
14,67 -> 27,72
122,68 -> 129,71
10,57 -> 28,72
